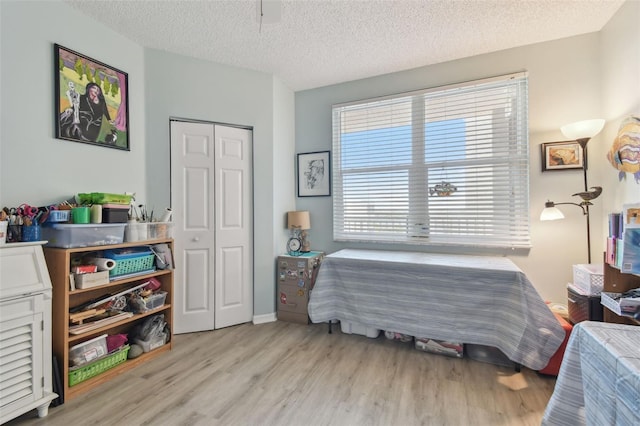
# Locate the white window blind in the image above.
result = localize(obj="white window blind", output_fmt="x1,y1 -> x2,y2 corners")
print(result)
332,72 -> 530,249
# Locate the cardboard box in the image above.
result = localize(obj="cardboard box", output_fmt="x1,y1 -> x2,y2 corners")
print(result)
278,284 -> 309,315
277,310 -> 309,325
74,270 -> 110,289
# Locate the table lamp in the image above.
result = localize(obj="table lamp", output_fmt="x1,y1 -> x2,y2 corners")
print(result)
287,211 -> 311,253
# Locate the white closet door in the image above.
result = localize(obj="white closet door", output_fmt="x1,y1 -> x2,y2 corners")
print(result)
214,125 -> 253,328
170,120 -> 253,334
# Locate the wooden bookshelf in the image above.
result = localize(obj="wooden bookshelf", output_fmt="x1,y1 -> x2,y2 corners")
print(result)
44,238 -> 174,401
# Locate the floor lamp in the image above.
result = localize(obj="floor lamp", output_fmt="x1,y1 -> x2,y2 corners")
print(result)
540,119 -> 605,264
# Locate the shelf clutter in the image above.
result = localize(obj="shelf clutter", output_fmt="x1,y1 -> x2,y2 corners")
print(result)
601,205 -> 640,325
1,192 -> 173,246
43,216 -> 175,401
607,204 -> 640,273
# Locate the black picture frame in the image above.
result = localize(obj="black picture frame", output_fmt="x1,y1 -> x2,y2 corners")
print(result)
54,44 -> 130,151
297,150 -> 331,197
541,140 -> 584,172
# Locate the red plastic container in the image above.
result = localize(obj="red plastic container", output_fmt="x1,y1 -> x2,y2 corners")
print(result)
538,313 -> 572,376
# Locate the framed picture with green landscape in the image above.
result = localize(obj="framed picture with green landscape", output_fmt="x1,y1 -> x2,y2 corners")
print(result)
54,44 -> 129,150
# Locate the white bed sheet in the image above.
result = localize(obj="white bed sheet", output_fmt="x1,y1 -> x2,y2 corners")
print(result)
308,249 -> 564,370
542,321 -> 640,426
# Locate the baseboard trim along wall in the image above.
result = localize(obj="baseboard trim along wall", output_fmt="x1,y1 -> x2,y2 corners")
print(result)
253,312 -> 277,324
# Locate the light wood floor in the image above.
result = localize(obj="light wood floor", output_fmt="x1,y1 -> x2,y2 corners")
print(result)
8,321 -> 557,426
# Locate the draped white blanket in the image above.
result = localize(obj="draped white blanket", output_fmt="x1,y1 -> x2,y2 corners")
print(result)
308,249 -> 564,370
543,321 -> 640,426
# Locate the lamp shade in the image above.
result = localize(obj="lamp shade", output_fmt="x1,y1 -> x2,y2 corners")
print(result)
540,205 -> 565,221
287,211 -> 311,230
560,119 -> 605,140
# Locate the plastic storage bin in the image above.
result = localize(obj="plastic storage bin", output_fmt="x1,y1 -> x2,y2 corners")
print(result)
567,283 -> 603,323
340,320 -> 380,338
148,222 -> 174,239
129,291 -> 168,313
601,291 -> 640,317
68,345 -> 130,387
42,223 -> 125,248
143,291 -> 167,311
415,338 -> 464,358
124,222 -> 148,242
538,313 -> 572,376
69,334 -> 108,367
466,344 -> 515,368
572,264 -> 604,295
103,247 -> 155,277
133,332 -> 167,353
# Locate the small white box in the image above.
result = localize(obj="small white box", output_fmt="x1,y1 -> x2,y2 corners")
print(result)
572,264 -> 604,295
339,320 -> 380,338
75,270 -> 110,289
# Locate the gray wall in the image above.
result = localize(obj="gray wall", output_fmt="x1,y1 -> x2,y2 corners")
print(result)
0,0 -> 295,317
142,48 -> 288,316
1,1 -> 147,205
1,0 -> 637,312
294,1 -> 640,304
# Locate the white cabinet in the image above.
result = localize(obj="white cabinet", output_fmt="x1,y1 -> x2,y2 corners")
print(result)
0,242 -> 57,424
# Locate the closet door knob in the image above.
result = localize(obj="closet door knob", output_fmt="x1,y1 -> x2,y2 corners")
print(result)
193,237 -> 199,242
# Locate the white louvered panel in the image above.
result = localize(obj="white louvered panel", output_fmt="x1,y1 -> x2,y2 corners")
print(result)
0,304 -> 38,410
0,243 -> 54,424
0,362 -> 32,384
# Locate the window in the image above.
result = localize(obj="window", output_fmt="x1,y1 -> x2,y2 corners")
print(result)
332,73 -> 530,249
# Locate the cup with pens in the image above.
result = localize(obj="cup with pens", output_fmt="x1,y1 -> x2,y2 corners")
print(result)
2,203 -> 55,243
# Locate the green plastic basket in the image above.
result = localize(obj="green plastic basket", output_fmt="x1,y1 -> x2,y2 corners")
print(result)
68,345 -> 130,387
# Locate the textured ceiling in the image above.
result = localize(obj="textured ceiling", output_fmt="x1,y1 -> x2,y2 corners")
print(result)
65,0 -> 625,91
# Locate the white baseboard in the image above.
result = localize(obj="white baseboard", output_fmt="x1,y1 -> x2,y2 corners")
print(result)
253,312 -> 277,324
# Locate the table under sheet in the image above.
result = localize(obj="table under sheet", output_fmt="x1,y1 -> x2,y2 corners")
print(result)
308,249 -> 564,370
542,322 -> 640,426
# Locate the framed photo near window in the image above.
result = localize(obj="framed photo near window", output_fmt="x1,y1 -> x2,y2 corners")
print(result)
541,141 -> 584,171
297,151 -> 331,197
54,44 -> 130,151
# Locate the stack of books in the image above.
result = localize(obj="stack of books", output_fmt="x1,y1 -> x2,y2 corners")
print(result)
609,204 -> 640,274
